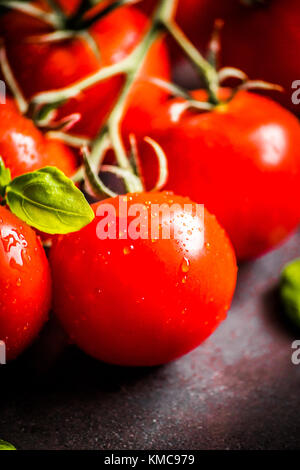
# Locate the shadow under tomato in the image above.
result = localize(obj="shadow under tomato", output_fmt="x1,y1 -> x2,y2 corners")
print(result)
0,315 -> 163,399
261,285 -> 300,339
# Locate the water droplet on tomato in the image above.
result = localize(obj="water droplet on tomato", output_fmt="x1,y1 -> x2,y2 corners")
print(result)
181,257 -> 190,273
1,227 -> 27,267
123,245 -> 134,255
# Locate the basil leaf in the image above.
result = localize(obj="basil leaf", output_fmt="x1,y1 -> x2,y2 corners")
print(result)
280,259 -> 300,327
0,157 -> 11,197
6,166 -> 94,234
0,439 -> 16,450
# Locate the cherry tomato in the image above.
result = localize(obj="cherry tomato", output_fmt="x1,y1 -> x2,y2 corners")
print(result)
138,90 -> 300,260
0,4 -> 170,138
219,0 -> 300,113
50,192 -> 237,366
0,206 -> 51,360
0,98 -> 78,178
142,0 -> 299,113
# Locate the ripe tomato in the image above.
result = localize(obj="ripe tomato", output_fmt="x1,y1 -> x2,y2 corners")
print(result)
144,0 -> 299,113
138,90 -> 300,260
219,0 -> 300,113
50,192 -> 237,366
0,98 -> 77,178
0,206 -> 51,360
0,4 -> 170,138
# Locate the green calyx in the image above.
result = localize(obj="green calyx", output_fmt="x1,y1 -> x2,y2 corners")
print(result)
0,158 -> 94,234
0,439 -> 16,450
280,259 -> 300,327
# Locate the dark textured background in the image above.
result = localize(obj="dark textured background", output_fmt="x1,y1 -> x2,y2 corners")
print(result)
0,231 -> 300,450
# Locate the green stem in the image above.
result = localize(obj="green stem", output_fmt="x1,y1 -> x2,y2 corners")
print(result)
30,0 -> 182,194
31,59 -> 129,105
0,45 -> 28,114
106,26 -> 163,174
44,0 -> 66,28
0,1 -> 62,28
163,20 -> 219,105
69,0 -> 138,31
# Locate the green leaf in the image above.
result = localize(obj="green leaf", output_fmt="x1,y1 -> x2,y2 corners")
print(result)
6,166 -> 95,234
0,157 -> 11,197
0,439 -> 16,450
280,259 -> 300,327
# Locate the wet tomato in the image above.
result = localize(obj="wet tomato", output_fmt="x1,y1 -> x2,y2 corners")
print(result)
0,4 -> 170,138
0,206 -> 51,360
138,90 -> 300,260
0,98 -> 77,178
50,192 -> 237,366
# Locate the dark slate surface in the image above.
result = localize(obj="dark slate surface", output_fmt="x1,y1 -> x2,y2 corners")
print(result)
0,231 -> 300,450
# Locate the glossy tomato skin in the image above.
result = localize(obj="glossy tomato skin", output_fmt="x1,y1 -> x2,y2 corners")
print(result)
1,5 -> 170,139
0,206 -> 51,360
139,91 -> 300,260
0,98 -> 77,178
50,192 -> 237,366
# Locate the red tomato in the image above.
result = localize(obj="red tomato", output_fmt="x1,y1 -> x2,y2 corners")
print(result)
50,192 -> 237,366
143,0 -> 299,113
219,0 -> 300,113
0,4 -> 170,138
0,206 -> 51,360
138,90 -> 300,260
56,0 -> 81,16
0,98 -> 78,178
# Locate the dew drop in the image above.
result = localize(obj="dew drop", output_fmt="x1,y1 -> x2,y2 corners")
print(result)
16,277 -> 21,287
123,245 -> 134,255
181,257 -> 190,273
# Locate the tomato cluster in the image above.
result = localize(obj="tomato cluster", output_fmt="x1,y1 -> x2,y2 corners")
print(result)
0,0 -> 299,366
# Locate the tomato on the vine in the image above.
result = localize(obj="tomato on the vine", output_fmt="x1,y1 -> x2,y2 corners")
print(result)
0,98 -> 78,178
141,0 -> 300,113
50,192 -> 237,366
219,0 -> 300,113
0,3 -> 170,138
0,206 -> 51,360
138,90 -> 300,260
140,0 -> 235,55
